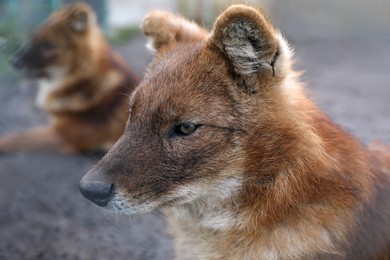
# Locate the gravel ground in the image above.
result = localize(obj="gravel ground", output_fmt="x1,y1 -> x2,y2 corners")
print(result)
0,35 -> 389,260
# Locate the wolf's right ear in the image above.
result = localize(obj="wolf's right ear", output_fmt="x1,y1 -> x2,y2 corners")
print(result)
141,10 -> 208,52
208,5 -> 292,84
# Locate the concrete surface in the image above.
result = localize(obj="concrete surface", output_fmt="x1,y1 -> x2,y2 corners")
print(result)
107,0 -> 390,41
0,35 -> 389,260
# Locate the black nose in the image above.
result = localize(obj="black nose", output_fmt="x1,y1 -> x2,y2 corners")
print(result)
79,169 -> 114,207
11,56 -> 24,69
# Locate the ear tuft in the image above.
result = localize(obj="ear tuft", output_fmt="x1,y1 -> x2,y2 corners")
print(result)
209,5 -> 292,79
140,11 -> 176,51
141,10 -> 207,52
68,4 -> 96,33
222,18 -> 272,75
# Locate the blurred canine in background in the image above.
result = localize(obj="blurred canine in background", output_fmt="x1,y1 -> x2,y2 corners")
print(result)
0,2 -> 139,153
80,5 -> 390,259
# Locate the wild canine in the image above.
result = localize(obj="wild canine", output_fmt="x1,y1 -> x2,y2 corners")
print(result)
79,5 -> 390,259
0,3 -> 139,153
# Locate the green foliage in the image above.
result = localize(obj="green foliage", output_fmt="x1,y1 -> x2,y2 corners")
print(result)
109,26 -> 141,45
0,20 -> 24,80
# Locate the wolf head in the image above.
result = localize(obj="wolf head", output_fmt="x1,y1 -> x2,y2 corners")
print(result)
80,5 -> 297,214
12,3 -> 99,78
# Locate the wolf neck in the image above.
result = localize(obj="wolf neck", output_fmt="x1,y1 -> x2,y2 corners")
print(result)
36,42 -> 129,113
36,67 -> 69,108
168,78 -> 374,259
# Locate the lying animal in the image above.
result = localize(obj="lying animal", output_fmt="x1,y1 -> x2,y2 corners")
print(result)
0,3 -> 139,153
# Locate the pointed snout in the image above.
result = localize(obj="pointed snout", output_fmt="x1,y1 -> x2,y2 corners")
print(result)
11,43 -> 31,69
79,169 -> 114,207
11,55 -> 24,69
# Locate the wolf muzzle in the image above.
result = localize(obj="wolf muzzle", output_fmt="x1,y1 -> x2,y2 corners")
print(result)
79,169 -> 114,207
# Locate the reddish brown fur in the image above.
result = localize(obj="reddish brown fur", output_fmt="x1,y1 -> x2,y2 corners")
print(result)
0,3 -> 139,153
80,5 -> 390,259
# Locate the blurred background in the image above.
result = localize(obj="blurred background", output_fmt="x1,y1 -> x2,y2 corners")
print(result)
0,1 -> 389,259
0,0 -> 389,79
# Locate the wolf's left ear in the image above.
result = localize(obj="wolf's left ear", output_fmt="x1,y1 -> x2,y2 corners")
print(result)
69,5 -> 96,33
141,10 -> 208,52
208,5 -> 292,82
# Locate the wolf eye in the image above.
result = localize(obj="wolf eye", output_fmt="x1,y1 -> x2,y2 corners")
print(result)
174,122 -> 198,136
39,41 -> 55,51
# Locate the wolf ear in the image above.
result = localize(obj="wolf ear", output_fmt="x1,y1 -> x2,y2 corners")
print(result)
69,5 -> 96,33
208,5 -> 291,88
141,10 -> 208,52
